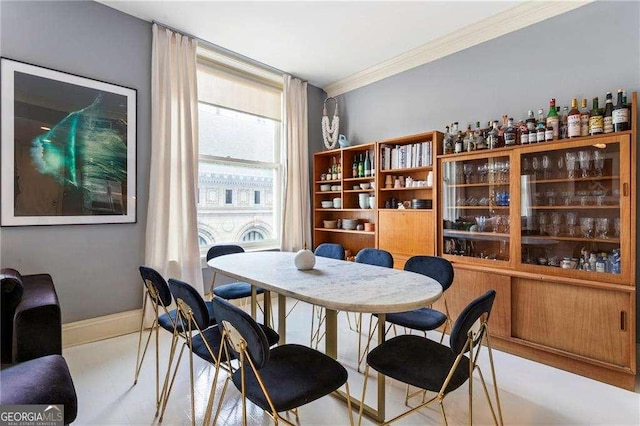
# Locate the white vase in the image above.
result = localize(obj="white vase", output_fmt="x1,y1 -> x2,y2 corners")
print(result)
358,193 -> 369,209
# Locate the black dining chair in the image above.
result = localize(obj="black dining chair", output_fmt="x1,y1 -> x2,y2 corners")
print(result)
135,266 -> 217,416
159,278 -> 279,425
207,245 -> 271,322
309,243 -> 346,348
358,290 -> 503,426
210,296 -> 354,426
354,248 -> 394,371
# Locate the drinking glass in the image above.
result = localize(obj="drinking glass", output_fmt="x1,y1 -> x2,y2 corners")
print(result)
578,150 -> 591,178
475,216 -> 487,232
545,189 -> 556,206
566,212 -> 578,237
565,152 -> 577,179
522,157 -> 531,176
550,212 -> 562,237
556,155 -> 564,179
593,150 -> 605,177
614,217 -> 621,238
580,217 -> 594,238
542,155 -> 551,180
538,212 -> 549,235
502,215 -> 510,233
502,160 -> 510,183
596,217 -> 609,239
477,164 -> 485,183
562,191 -> 574,206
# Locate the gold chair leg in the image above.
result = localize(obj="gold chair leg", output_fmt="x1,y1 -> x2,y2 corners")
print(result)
212,376 -> 231,426
158,329 -> 179,417
485,333 -> 504,426
133,293 -> 149,385
345,381 -> 354,426
357,364 -> 370,426
439,400 -> 448,426
357,315 -> 377,373
159,341 -> 186,422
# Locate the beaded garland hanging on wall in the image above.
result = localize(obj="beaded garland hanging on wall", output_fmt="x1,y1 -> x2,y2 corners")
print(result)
322,97 -> 339,150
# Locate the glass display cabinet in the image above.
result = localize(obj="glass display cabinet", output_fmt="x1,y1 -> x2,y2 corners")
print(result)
441,153 -> 512,264
518,135 -> 631,281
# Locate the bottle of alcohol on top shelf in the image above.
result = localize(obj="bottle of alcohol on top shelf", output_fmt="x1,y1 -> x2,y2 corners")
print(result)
526,110 -> 536,132
520,118 -> 529,144
546,99 -> 559,140
488,121 -> 500,149
454,131 -> 464,153
567,98 -> 581,138
474,121 -> 487,149
560,106 -> 569,139
579,99 -> 590,137
603,92 -> 614,133
357,154 -> 364,177
464,124 -> 475,151
504,118 -> 517,146
536,109 -> 546,142
443,125 -> 453,154
589,97 -> 604,136
364,151 -> 371,177
613,89 -> 630,132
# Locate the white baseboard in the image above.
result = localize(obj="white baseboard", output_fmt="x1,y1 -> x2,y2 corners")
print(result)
62,309 -> 142,348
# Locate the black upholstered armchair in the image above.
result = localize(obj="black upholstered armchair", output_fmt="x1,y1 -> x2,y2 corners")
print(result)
0,268 -> 77,424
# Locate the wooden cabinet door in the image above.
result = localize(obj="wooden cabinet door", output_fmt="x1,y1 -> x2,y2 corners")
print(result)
378,210 -> 434,269
433,267 -> 511,338
512,278 -> 632,368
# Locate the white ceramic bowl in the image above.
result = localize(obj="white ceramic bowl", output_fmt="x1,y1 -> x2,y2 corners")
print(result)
321,201 -> 333,208
360,182 -> 371,190
342,219 -> 358,230
320,184 -> 331,191
332,198 -> 342,209
331,185 -> 341,191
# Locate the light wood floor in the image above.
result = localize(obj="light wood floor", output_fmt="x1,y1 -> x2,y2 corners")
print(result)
64,301 -> 640,425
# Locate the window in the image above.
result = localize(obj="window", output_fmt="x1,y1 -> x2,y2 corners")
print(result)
196,47 -> 283,251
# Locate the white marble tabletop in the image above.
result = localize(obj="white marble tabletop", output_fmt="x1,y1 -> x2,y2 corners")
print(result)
207,251 -> 442,313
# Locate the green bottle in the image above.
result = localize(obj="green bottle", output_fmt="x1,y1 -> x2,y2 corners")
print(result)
546,98 -> 559,140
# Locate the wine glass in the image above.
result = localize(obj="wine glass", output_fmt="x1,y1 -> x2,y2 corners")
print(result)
545,189 -> 557,206
542,155 -> 551,180
580,217 -> 594,238
593,150 -> 605,177
596,217 -> 609,239
578,150 -> 591,178
477,164 -> 485,183
550,212 -> 562,236
566,212 -> 578,237
522,157 -> 531,176
531,156 -> 540,180
562,190 -> 574,206
538,212 -> 549,235
565,152 -> 577,179
502,160 -> 510,183
475,216 -> 487,232
463,163 -> 474,184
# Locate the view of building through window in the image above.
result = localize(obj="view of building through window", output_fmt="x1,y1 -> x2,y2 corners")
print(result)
197,102 -> 281,250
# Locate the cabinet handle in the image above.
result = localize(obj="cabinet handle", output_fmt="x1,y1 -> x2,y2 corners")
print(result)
620,311 -> 627,331
623,183 -> 629,197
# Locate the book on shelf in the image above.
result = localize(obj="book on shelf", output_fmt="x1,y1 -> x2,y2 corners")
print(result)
381,141 -> 433,170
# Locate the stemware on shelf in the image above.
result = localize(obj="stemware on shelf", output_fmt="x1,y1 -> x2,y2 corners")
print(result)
565,152 -> 577,179
542,155 -> 551,180
578,150 -> 592,178
580,217 -> 594,238
531,156 -> 540,180
593,150 -> 605,177
556,155 -> 564,179
463,163 -> 474,184
538,212 -> 549,235
566,212 -> 578,237
614,217 -> 621,237
596,217 -> 609,239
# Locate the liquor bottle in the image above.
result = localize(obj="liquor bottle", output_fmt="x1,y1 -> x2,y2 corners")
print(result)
474,121 -> 486,149
369,150 -> 375,175
613,89 -> 630,132
443,125 -> 453,154
560,106 -> 569,139
526,110 -> 536,132
536,109 -> 546,142
454,131 -> 464,153
519,118 -> 529,144
546,99 -> 559,140
464,124 -> 475,151
487,121 -> 500,149
603,92 -> 614,133
589,97 -> 604,136
504,118 -> 517,146
579,99 -> 590,137
567,98 -> 581,138
357,154 -> 364,177
364,151 -> 371,177
352,156 -> 358,178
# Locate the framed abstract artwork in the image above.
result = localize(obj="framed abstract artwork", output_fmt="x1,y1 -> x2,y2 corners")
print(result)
1,58 -> 136,225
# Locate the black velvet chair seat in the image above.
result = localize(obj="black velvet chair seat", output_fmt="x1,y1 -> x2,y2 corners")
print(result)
383,307 -> 448,331
231,343 -> 348,412
213,282 -> 264,300
157,301 -> 217,333
367,334 -> 469,394
192,324 -> 279,364
0,354 -> 78,424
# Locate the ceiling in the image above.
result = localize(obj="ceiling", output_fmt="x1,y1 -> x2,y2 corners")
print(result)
98,1 -> 585,93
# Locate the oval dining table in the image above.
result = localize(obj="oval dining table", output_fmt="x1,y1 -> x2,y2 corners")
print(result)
207,251 -> 443,422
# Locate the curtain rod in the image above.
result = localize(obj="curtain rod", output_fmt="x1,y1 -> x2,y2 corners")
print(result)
153,20 -> 307,83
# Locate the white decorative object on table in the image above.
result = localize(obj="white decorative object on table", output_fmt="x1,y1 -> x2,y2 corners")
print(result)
294,249 -> 316,270
322,97 -> 339,150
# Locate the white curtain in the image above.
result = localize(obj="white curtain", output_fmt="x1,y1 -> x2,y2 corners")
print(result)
281,75 -> 311,252
146,24 -> 204,294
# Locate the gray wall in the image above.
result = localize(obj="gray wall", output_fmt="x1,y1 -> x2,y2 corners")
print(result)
337,1 -> 640,341
0,0 -> 151,323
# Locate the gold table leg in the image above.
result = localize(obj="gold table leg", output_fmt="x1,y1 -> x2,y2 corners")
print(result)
263,290 -> 271,328
278,294 -> 286,345
251,286 -> 257,318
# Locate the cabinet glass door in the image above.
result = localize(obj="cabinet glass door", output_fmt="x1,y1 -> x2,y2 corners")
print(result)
442,155 -> 511,261
520,141 -> 623,275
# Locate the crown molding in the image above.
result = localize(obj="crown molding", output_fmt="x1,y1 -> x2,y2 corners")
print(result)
324,1 -> 595,97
